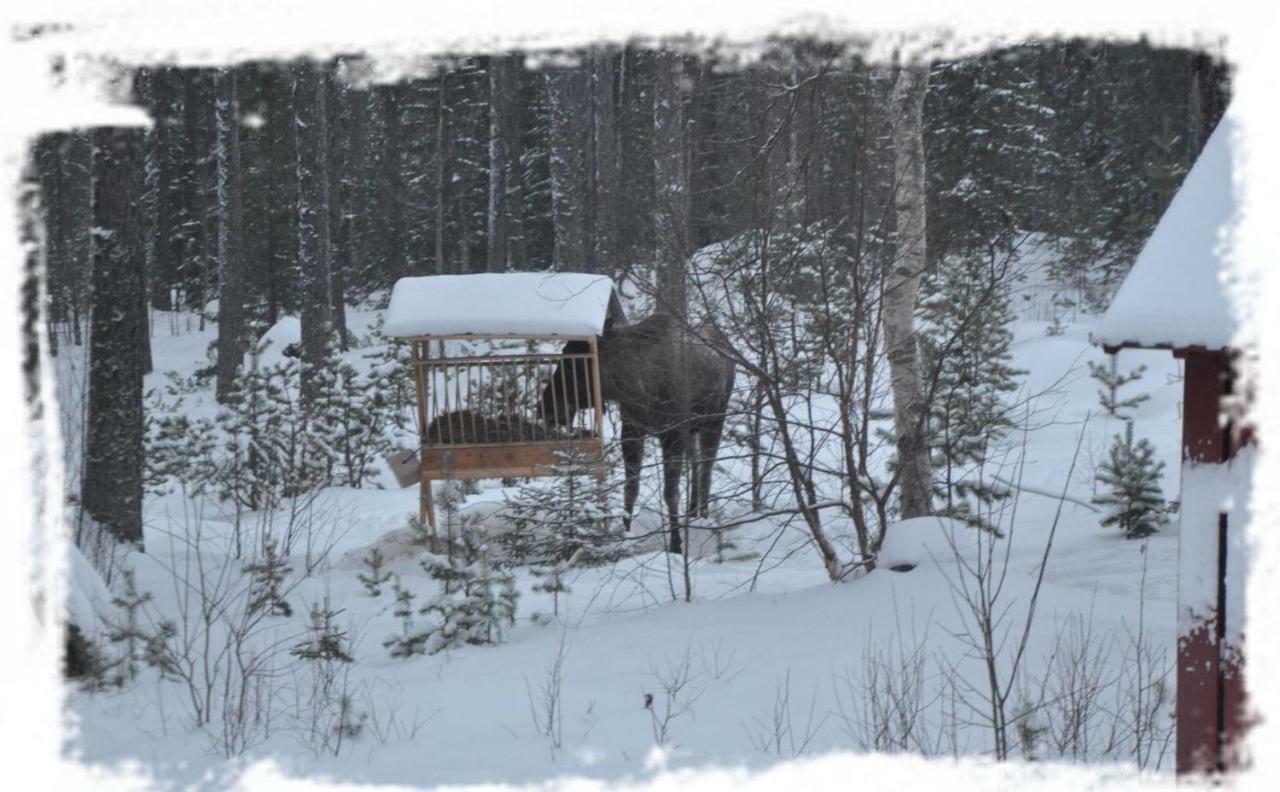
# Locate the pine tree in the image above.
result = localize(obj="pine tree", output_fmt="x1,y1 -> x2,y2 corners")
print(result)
291,598 -> 354,663
244,539 -> 293,617
213,65 -> 249,403
382,576 -> 428,658
104,568 -> 153,684
82,126 -> 148,549
386,523 -> 519,656
294,59 -> 333,406
920,251 -> 1025,530
501,447 -> 621,568
1088,355 -> 1150,419
357,546 -> 392,597
1093,422 -> 1169,539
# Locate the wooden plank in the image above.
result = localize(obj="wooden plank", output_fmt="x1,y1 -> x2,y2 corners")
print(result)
393,332 -> 600,343
411,352 -> 594,367
420,441 -> 602,480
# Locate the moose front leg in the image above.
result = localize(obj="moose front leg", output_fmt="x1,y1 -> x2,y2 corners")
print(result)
660,431 -> 686,555
620,422 -> 644,533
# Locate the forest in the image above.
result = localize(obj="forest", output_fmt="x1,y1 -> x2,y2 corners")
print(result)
29,36 -> 1233,787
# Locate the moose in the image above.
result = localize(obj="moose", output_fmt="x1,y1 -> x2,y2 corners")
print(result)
540,313 -> 736,554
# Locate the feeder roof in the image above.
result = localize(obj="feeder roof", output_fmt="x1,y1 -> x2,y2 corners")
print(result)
1092,111 -> 1239,352
384,272 -> 620,338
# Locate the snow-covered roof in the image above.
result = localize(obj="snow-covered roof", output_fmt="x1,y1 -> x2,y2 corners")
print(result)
384,272 -> 618,338
1092,112 -> 1239,351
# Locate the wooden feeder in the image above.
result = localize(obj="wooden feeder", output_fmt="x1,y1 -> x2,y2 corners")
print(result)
1093,110 -> 1254,775
384,272 -> 625,546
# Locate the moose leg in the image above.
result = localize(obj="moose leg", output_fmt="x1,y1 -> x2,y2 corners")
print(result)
660,431 -> 686,554
695,420 -> 725,519
620,422 -> 644,533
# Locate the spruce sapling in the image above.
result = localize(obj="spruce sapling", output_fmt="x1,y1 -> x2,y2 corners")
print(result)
104,567 -> 153,684
357,546 -> 392,597
1088,356 -> 1150,419
244,540 -> 293,617
1093,422 -> 1169,539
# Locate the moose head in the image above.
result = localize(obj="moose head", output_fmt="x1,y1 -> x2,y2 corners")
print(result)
538,340 -> 597,426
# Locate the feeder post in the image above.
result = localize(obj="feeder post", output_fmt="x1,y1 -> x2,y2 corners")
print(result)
590,337 -> 606,482
413,338 -> 440,553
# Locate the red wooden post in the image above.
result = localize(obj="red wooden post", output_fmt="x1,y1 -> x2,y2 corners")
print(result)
1175,350 -> 1250,774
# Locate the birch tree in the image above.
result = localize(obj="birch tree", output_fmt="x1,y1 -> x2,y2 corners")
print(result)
884,59 -> 933,520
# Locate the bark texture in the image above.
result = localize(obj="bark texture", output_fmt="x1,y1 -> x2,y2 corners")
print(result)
884,61 -> 934,520
82,127 -> 147,548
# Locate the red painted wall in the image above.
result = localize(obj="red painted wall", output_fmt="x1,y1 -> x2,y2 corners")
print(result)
1175,350 -> 1250,775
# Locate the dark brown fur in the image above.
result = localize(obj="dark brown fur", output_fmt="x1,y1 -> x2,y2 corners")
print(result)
540,313 -> 737,553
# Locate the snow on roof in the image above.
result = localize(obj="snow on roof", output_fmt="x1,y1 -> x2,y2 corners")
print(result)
1093,112 -> 1239,351
384,272 -> 617,338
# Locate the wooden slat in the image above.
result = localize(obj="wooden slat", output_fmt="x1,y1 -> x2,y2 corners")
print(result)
420,440 -> 602,480
411,352 -> 594,367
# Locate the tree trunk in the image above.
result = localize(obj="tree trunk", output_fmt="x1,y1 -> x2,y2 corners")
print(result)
294,60 -> 333,406
884,60 -> 933,520
546,65 -> 589,271
214,67 -> 248,402
487,54 -> 524,273
590,50 -> 621,279
653,51 -> 693,316
82,127 -> 147,549
433,75 -> 448,273
327,61 -> 351,348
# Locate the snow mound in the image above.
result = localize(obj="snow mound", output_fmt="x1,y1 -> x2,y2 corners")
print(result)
251,316 -> 301,368
66,544 -> 118,640
878,516 -> 984,573
338,500 -> 512,569
384,272 -> 617,338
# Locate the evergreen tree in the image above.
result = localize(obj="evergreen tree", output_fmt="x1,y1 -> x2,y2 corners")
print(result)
291,598 -> 354,663
500,447 -> 622,568
920,251 -> 1025,530
244,538 -> 293,617
1093,422 -> 1169,539
294,59 -> 333,406
357,546 -> 392,597
213,65 -> 248,403
82,126 -> 148,549
1088,356 -> 1150,419
384,525 -> 518,658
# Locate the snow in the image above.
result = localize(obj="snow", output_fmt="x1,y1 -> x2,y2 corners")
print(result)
251,315 -> 301,368
384,272 -> 617,338
62,299 -> 1193,786
1092,112 -> 1240,351
66,544 -> 117,642
1177,446 -> 1254,654
876,516 -> 979,572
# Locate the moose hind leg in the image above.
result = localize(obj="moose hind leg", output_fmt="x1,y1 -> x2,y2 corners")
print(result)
660,432 -> 686,554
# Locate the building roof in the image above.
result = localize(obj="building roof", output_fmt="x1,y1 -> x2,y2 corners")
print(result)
384,272 -> 619,338
1092,111 -> 1239,352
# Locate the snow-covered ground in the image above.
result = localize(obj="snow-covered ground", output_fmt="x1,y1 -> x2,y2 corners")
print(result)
61,293 -> 1185,789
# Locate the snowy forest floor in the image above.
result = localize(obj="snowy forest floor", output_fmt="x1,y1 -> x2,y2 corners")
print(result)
62,297 -> 1185,789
